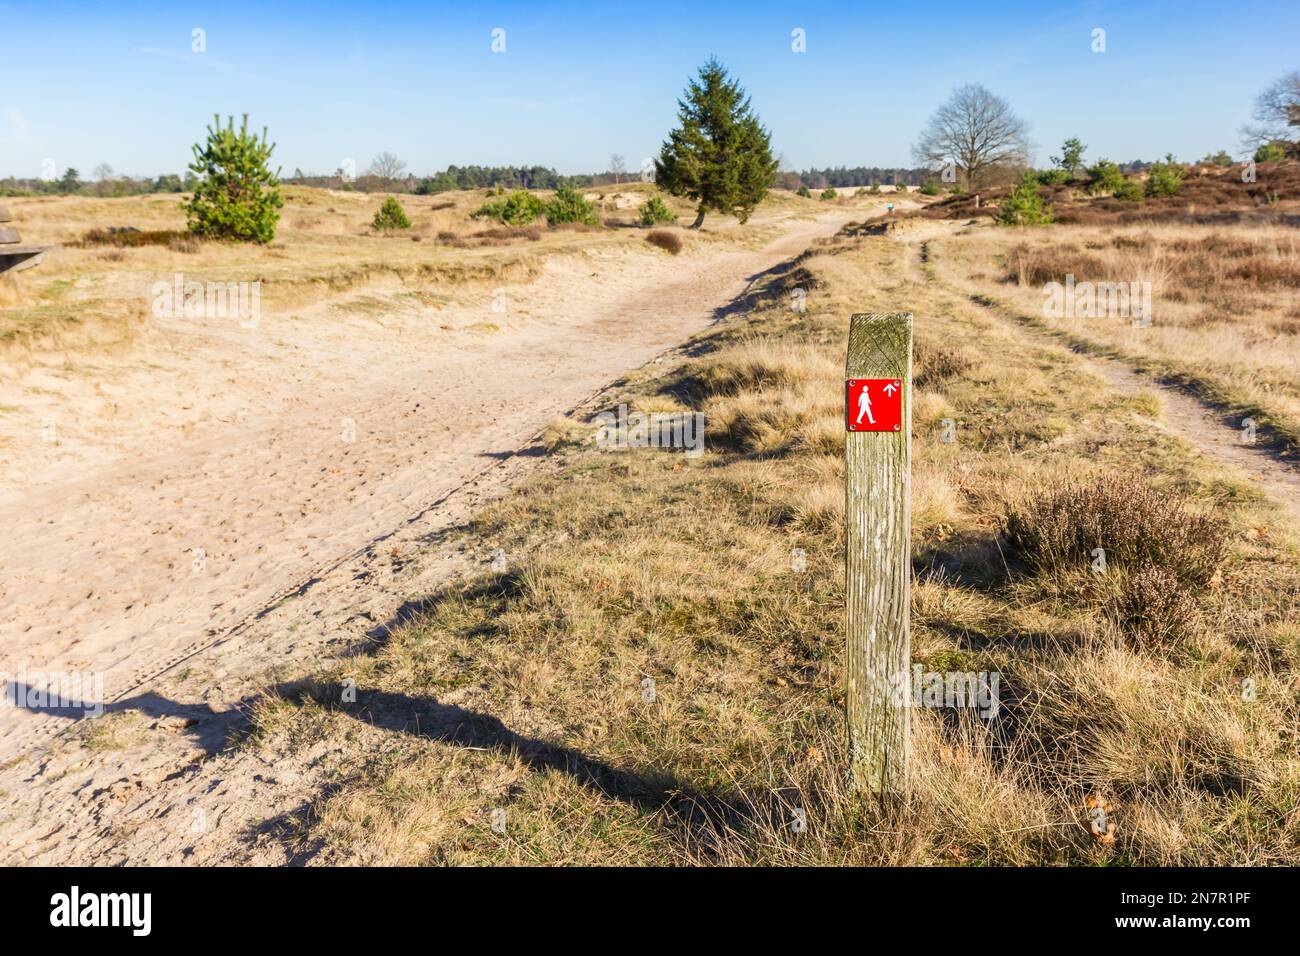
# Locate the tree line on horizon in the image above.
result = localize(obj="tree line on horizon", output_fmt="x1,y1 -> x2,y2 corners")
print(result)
0,155 -> 1228,200
2,155 -> 1205,200
4,62 -> 1294,240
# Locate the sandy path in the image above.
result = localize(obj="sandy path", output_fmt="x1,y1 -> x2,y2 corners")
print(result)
0,211 -> 854,761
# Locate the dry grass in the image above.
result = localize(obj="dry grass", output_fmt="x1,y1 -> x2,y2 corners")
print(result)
913,160 -> 1300,227
0,183 -> 812,354
930,221 -> 1300,457
233,228 -> 1300,866
0,188 -> 577,350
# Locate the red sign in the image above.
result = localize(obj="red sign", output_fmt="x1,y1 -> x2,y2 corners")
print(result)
846,378 -> 903,432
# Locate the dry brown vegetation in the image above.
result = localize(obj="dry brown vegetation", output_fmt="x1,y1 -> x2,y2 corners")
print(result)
645,229 -> 683,254
915,160 -> 1300,227
230,224 -> 1299,865
926,220 -> 1300,460
1004,473 -> 1228,586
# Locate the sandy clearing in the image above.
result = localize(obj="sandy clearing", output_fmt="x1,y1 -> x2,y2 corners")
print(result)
0,208 -> 859,762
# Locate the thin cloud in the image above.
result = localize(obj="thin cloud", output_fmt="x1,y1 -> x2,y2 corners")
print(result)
4,106 -> 36,147
134,46 -> 258,80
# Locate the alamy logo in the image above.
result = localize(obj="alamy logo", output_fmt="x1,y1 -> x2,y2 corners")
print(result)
594,403 -> 705,458
50,886 -> 151,936
151,273 -> 261,328
3,669 -> 103,717
1043,274 -> 1152,326
864,665 -> 1001,718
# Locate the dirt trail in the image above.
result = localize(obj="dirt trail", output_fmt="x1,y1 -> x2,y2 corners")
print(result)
0,208 -> 872,866
907,225 -> 1300,518
0,209 -> 856,764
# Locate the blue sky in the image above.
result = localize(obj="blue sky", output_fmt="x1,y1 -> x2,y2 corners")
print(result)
1,0 -> 1296,178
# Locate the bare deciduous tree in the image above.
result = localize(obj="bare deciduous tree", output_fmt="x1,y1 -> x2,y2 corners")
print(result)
1241,71 -> 1300,151
609,153 -> 626,184
367,151 -> 407,185
911,84 -> 1030,189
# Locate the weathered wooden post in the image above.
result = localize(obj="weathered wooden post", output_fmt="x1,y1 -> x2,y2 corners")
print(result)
844,312 -> 912,796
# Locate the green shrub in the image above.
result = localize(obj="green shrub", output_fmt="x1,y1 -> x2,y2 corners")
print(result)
545,184 -> 600,225
918,180 -> 941,195
854,186 -> 870,197
797,185 -> 811,198
997,171 -> 1054,225
473,190 -> 546,225
1112,177 -> 1144,202
1253,141 -> 1289,163
184,114 -> 284,243
1037,168 -> 1069,185
868,183 -> 881,194
820,187 -> 838,200
372,196 -> 411,231
1145,155 -> 1185,197
1086,159 -> 1123,196
639,195 -> 675,226
894,181 -> 908,192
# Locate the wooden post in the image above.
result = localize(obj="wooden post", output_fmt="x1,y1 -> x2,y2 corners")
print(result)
844,312 -> 912,796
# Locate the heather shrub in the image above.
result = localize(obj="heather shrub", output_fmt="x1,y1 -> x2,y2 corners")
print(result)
646,229 -> 682,254
1107,566 -> 1199,647
1004,473 -> 1227,587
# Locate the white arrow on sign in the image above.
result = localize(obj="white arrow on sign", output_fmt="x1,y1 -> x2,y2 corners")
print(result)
883,382 -> 899,396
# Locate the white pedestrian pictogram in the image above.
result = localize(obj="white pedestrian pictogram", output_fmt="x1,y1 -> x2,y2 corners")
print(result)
856,384 -> 876,425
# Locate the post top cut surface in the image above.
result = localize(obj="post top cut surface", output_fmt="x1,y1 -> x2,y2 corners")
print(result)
0,206 -> 11,223
846,312 -> 913,379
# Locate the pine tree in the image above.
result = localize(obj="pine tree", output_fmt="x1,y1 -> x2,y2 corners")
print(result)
372,196 -> 411,231
998,171 -> 1054,226
654,59 -> 777,229
184,114 -> 284,243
